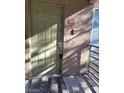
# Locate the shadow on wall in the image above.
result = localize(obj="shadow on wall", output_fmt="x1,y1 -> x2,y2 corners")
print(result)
64,0 -> 91,18
26,0 -> 91,18
63,40 -> 90,75
25,1 -> 93,77
63,5 -> 93,75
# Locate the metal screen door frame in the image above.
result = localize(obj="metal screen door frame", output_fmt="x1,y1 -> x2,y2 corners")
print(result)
28,1 -> 64,78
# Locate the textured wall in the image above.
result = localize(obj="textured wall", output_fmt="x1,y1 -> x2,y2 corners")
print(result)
63,5 -> 93,75
95,0 -> 99,8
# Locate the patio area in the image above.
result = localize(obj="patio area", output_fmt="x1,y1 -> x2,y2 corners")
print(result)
26,45 -> 99,93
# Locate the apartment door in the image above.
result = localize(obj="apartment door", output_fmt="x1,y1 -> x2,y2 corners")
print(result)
29,2 -> 63,77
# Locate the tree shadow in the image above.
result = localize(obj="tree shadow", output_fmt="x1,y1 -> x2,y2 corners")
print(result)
25,1 -> 95,79
63,40 -> 90,75
63,4 -> 93,75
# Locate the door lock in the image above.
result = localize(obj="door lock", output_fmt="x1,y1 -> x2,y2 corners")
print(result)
58,42 -> 63,55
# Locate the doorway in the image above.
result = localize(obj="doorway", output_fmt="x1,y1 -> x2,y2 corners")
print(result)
29,1 -> 64,77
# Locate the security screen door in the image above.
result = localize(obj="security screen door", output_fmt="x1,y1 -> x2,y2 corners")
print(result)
29,2 -> 63,77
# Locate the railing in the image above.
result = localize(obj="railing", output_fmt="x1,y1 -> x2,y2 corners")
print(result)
87,44 -> 99,86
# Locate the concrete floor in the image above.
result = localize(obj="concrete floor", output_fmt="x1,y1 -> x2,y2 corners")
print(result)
25,75 -> 98,93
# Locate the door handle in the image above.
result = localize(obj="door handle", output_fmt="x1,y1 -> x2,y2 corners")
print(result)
58,42 -> 63,55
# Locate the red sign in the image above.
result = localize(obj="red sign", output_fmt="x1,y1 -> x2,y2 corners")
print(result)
68,19 -> 75,26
